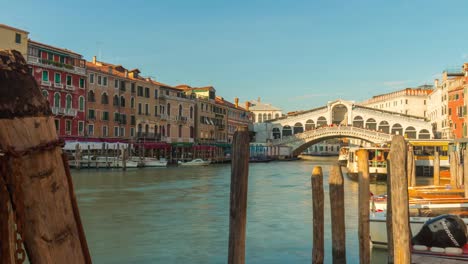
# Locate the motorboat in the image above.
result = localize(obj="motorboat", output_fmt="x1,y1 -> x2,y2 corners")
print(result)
70,155 -> 139,168
131,157 -> 168,167
370,186 -> 468,248
338,146 -> 349,166
178,158 -> 210,166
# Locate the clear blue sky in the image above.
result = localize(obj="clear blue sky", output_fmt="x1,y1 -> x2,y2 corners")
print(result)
3,0 -> 468,112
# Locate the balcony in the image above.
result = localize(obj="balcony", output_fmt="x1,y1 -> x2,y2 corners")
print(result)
160,114 -> 168,121
136,132 -> 162,140
54,82 -> 63,89
175,115 -> 188,124
27,56 -> 86,76
41,80 -> 51,87
50,107 -> 77,117
65,85 -> 75,91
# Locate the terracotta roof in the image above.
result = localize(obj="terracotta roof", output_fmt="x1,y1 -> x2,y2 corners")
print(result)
215,96 -> 247,111
29,39 -> 82,57
0,24 -> 29,34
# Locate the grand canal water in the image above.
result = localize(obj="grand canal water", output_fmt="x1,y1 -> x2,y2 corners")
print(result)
72,157 -> 391,263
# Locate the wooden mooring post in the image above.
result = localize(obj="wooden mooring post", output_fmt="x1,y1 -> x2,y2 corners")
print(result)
228,126 -> 250,264
387,135 -> 411,263
0,50 -> 91,263
407,145 -> 416,187
311,166 -> 324,264
329,164 -> 346,264
356,149 -> 370,264
433,151 -> 440,186
450,152 -> 457,187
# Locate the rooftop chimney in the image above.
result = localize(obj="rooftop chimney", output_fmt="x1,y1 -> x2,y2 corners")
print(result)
245,101 -> 250,111
234,97 -> 239,108
92,56 -> 96,64
124,69 -> 128,78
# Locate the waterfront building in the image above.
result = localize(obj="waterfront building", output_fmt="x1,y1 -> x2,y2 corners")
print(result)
447,64 -> 468,138
437,70 -> 465,139
85,57 -> 134,139
27,40 -> 87,138
246,97 -> 283,123
0,24 -> 29,59
178,85 -> 218,144
360,86 -> 433,117
216,97 -> 251,143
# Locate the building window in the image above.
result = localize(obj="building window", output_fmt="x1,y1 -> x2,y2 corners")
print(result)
66,75 -> 72,86
89,73 -> 94,84
103,76 -> 108,86
113,95 -> 119,106
167,124 -> 171,137
114,126 -> 119,137
154,105 -> 158,116
179,105 -> 183,116
137,86 -> 143,97
54,119 -> 59,132
42,90 -> 48,99
15,33 -> 21,44
190,107 -> 193,119
102,111 -> 109,121
102,126 -> 108,137
179,125 -> 182,138
120,127 -> 125,137
101,93 -> 109,104
120,96 -> 125,107
97,75 -> 102,85
78,121 -> 84,135
42,71 -> 49,81
130,127 -> 135,137
79,78 -> 85,88
88,109 -> 96,120
54,93 -> 60,108
154,89 -> 158,99
145,104 -> 149,115
114,79 -> 119,89
65,120 -> 72,134
167,103 -> 171,116
145,87 -> 150,98
79,96 -> 84,111
65,94 -> 72,109
114,112 -> 120,122
88,124 -> 94,136
131,97 -> 135,108
55,73 -> 61,83
138,103 -> 142,115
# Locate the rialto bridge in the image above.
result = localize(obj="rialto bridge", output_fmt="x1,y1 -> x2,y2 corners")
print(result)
253,100 -> 434,155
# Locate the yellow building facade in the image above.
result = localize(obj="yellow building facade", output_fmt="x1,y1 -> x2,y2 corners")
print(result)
0,24 -> 29,59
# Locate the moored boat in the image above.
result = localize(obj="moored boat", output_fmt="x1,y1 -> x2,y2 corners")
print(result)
346,147 -> 389,181
178,158 -> 210,166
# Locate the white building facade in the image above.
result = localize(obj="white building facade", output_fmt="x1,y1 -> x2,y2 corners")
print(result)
246,97 -> 283,123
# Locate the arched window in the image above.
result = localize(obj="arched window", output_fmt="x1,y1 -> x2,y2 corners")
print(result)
79,96 -> 84,111
267,113 -> 272,120
167,124 -> 171,137
275,113 -> 279,119
167,103 -> 171,116
365,118 -> 377,130
391,123 -> 403,135
263,113 -> 267,121
378,121 -> 390,133
65,94 -> 72,109
190,106 -> 194,119
405,126 -> 417,139
305,120 -> 315,131
101,93 -> 109,104
418,129 -> 431,139
353,116 -> 364,128
293,122 -> 304,134
131,97 -> 135,108
179,105 -> 183,116
42,90 -> 48,98
154,125 -> 158,134
87,90 -> 95,102
54,93 -> 60,108
120,96 -> 125,107
317,117 -> 327,127
282,125 -> 292,136
137,124 -> 142,133
258,113 -> 263,123
272,127 -> 281,139
113,95 -> 119,106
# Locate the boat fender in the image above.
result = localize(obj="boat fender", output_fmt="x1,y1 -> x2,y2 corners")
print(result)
445,247 -> 463,255
412,245 -> 428,251
412,214 -> 467,248
429,247 -> 445,253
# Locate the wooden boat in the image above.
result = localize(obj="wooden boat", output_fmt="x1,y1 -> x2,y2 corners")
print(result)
249,156 -> 273,163
178,158 -> 210,166
131,157 -> 168,167
370,186 -> 468,248
337,146 -> 349,166
346,147 -> 390,181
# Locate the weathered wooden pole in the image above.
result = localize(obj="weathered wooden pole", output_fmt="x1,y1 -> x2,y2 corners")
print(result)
329,163 -> 346,264
450,152 -> 457,187
0,50 -> 91,263
75,143 -> 80,169
311,166 -> 324,264
433,151 -> 440,186
458,161 -> 464,188
0,167 -> 16,264
386,159 -> 394,264
123,145 -> 127,171
388,135 -> 411,263
87,145 -> 91,169
356,149 -> 370,264
228,126 -> 250,264
407,145 -> 416,187
464,149 -> 468,198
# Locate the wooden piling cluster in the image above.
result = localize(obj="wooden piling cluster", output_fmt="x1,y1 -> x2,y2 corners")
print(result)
0,50 -> 91,263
